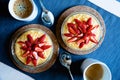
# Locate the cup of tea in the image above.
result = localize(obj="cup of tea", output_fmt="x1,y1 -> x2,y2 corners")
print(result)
81,58 -> 112,80
8,0 -> 38,21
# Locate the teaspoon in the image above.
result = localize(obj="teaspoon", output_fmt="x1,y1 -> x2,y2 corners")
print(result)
39,0 -> 54,26
59,52 -> 74,80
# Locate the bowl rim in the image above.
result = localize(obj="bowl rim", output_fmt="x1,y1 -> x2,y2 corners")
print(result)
10,24 -> 59,73
56,5 -> 106,55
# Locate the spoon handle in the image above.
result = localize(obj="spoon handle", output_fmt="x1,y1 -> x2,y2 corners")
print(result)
39,0 -> 46,11
68,68 -> 74,80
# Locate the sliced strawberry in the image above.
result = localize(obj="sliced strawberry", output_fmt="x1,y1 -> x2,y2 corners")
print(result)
32,59 -> 37,66
25,41 -> 31,47
77,33 -> 83,38
77,39 -> 85,45
41,45 -> 51,50
27,34 -> 33,43
22,51 -> 30,57
38,42 -> 46,47
67,23 -> 76,34
27,47 -> 31,51
87,17 -> 92,25
34,46 -> 43,52
70,24 -> 79,34
32,44 -> 37,50
67,23 -> 75,28
79,42 -> 85,48
77,22 -> 86,33
78,26 -> 83,32
92,25 -> 99,30
37,52 -> 45,59
26,57 -> 32,64
18,41 -> 26,46
32,51 -> 38,60
67,37 -> 78,42
64,33 -> 73,37
87,25 -> 93,32
38,34 -> 46,43
90,36 -> 98,44
34,38 -> 39,44
81,24 -> 87,33
21,46 -> 28,50
84,37 -> 90,44
29,51 -> 33,56
74,19 -> 82,27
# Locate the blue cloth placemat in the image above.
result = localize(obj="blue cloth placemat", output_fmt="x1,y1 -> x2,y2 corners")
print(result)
0,0 -> 120,80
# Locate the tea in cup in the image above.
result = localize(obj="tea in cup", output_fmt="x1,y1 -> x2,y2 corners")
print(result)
81,58 -> 112,80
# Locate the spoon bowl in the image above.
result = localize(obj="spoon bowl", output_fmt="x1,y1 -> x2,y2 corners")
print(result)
59,52 -> 74,80
41,10 -> 54,26
39,0 -> 54,26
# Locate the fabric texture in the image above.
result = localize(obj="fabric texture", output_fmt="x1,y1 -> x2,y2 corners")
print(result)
0,0 -> 120,80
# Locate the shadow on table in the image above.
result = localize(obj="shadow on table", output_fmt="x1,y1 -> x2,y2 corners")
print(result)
0,0 -> 11,17
71,59 -> 85,78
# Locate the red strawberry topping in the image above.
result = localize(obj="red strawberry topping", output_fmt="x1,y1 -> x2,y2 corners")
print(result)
18,34 -> 51,66
64,17 -> 99,48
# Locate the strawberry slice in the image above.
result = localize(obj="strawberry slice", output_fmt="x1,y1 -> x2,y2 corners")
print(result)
29,51 -> 33,57
34,38 -> 39,44
25,41 -> 31,47
90,36 -> 98,44
37,52 -> 45,59
77,33 -> 83,38
18,41 -> 26,47
77,39 -> 85,45
64,33 -> 74,37
70,24 -> 79,34
67,23 -> 76,34
32,51 -> 38,60
22,51 -> 30,57
38,42 -> 46,47
21,46 -> 28,50
32,59 -> 37,66
34,46 -> 43,52
38,34 -> 46,43
80,24 -> 87,33
87,17 -> 92,25
74,19 -> 82,27
87,25 -> 93,33
92,25 -> 99,30
79,42 -> 85,48
84,37 -> 90,44
78,26 -> 83,33
41,45 -> 51,50
67,37 -> 78,42
27,34 -> 33,43
26,57 -> 32,64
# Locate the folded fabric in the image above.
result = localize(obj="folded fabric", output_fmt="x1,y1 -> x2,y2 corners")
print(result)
88,0 -> 120,17
0,62 -> 34,80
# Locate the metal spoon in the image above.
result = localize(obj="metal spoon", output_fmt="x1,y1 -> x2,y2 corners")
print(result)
59,52 -> 74,80
39,0 -> 54,26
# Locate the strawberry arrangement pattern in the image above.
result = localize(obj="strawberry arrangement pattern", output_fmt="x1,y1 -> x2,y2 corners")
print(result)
61,13 -> 102,51
15,30 -> 53,66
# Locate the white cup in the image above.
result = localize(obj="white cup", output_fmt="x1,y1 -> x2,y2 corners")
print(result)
81,58 -> 112,80
8,0 -> 38,21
